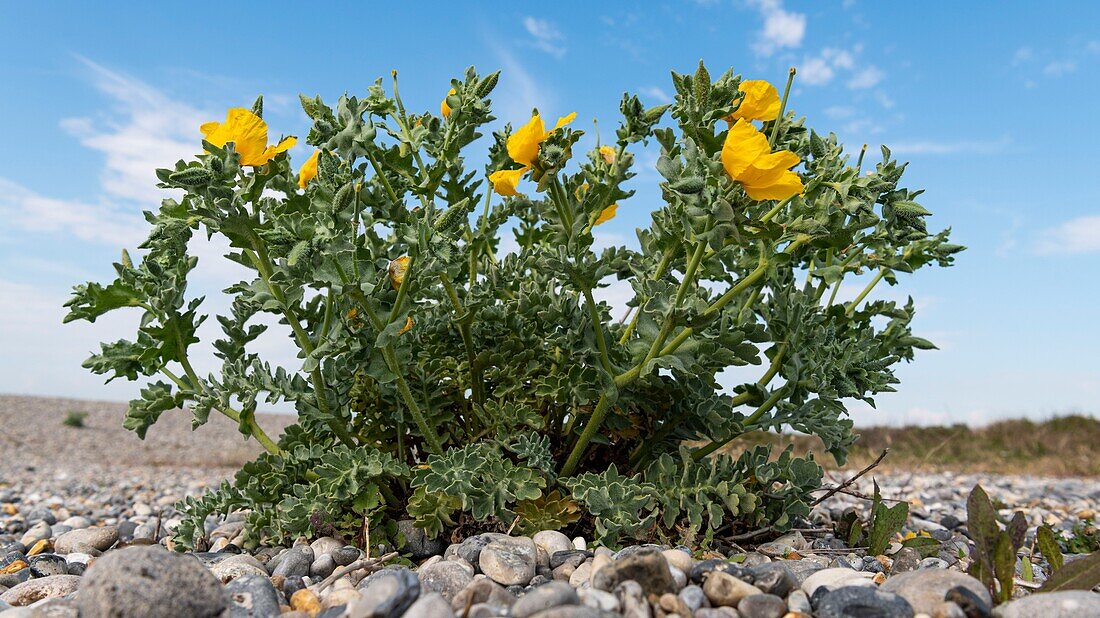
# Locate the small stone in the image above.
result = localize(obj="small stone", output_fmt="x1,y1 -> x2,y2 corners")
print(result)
77,546 -> 229,617
669,565 -> 687,589
991,590 -> 1100,618
569,561 -> 592,588
61,516 -> 91,530
801,568 -> 876,596
786,589 -> 811,614
750,563 -> 798,597
590,554 -> 612,584
891,547 -> 921,574
418,560 -> 474,602
614,580 -> 648,618
579,588 -> 619,612
450,577 -> 514,613
533,531 -> 574,558
880,569 -> 991,616
331,546 -> 361,566
211,559 -> 268,583
945,586 -> 992,618
449,533 -> 507,565
815,586 -> 914,618
397,520 -> 444,560
572,537 -> 587,551
662,549 -> 695,573
310,553 -> 336,579
26,539 -> 52,557
690,559 -> 752,585
18,522 -> 51,547
272,546 -> 315,579
513,581 -> 580,617
658,591 -> 692,616
703,570 -> 762,607
0,574 -> 80,606
291,589 -> 322,616
309,536 -> 344,557
934,601 -> 968,618
592,547 -> 677,595
679,584 -> 708,611
920,558 -> 950,570
738,593 -> 787,618
226,574 -> 281,618
401,591 -> 456,618
54,526 -> 118,554
132,520 -> 157,542
480,536 -> 538,586
28,554 -> 67,578
550,550 -> 591,570
695,609 -> 742,618
283,575 -> 306,598
351,566 -> 420,616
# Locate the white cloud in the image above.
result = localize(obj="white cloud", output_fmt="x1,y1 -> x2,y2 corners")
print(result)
639,86 -> 672,104
61,57 -> 208,205
748,0 -> 806,56
1012,47 -> 1034,66
847,65 -> 884,90
1043,60 -> 1077,77
1035,215 -> 1100,255
490,45 -> 553,122
0,178 -> 145,246
888,136 -> 1011,156
798,57 -> 835,86
824,105 -> 855,119
523,17 -> 567,58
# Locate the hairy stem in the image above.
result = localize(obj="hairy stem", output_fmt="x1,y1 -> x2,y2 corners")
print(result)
691,386 -> 786,461
439,275 -> 484,406
845,267 -> 887,316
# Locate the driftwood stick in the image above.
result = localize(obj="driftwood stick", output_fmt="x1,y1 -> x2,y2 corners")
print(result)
811,448 -> 889,506
313,551 -> 398,593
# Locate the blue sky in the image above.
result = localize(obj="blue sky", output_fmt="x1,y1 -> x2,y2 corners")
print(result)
1,1 -> 1097,426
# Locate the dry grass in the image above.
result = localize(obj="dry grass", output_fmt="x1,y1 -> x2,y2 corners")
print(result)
723,415 -> 1100,477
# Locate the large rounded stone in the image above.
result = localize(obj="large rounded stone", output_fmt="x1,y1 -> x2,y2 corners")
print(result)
702,570 -> 762,607
402,591 -> 456,618
801,567 -> 876,596
225,574 -> 280,617
77,546 -> 229,618
816,586 -> 914,618
992,591 -> 1100,618
592,547 -> 677,595
479,536 -> 538,586
450,578 -> 515,613
0,574 -> 80,606
54,527 -> 118,554
270,546 -> 314,578
880,569 -> 991,616
417,560 -> 474,602
351,566 -> 420,617
513,581 -> 580,618
533,531 -> 574,558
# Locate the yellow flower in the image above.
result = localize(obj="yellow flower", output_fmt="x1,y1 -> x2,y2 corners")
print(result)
507,111 -> 577,167
441,88 -> 456,118
200,108 -> 296,167
721,119 -> 803,201
488,168 -> 528,197
489,110 -> 577,196
298,150 -> 320,189
599,145 -> 616,164
726,80 -> 782,123
595,203 -> 618,226
388,256 -> 410,289
398,316 -> 413,335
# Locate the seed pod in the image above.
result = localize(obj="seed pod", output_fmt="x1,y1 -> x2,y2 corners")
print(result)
671,176 -> 705,194
169,167 -> 213,187
476,71 -> 501,97
433,198 -> 471,238
250,95 -> 263,118
644,104 -> 671,123
810,130 -> 827,160
333,182 -> 355,212
318,150 -> 339,184
694,60 -> 711,104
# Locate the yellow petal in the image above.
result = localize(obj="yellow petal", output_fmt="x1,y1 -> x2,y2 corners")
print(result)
489,167 -> 528,196
199,122 -> 221,138
398,316 -> 413,335
730,80 -> 781,122
595,203 -> 618,226
441,87 -> 456,118
388,256 -> 411,289
553,112 -> 577,131
741,170 -> 804,201
721,119 -> 771,179
298,150 -> 321,189
507,113 -> 547,167
599,145 -> 616,164
204,108 -> 271,166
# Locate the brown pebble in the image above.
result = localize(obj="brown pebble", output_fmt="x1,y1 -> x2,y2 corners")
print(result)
0,560 -> 27,575
290,589 -> 321,616
27,540 -> 52,556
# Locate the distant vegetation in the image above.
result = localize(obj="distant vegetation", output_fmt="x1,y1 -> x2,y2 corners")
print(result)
725,415 -> 1100,476
63,410 -> 88,428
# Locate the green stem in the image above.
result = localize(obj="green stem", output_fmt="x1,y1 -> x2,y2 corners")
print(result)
161,365 -> 281,455
440,275 -> 484,405
581,287 -> 614,375
768,68 -> 796,147
845,267 -> 886,316
692,386 -> 786,461
559,393 -> 615,477
619,250 -> 675,345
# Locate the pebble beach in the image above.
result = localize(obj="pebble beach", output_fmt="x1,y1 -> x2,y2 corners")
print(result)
2,394 -> 1099,617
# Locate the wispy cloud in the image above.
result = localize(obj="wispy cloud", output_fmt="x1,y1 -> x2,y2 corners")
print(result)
523,17 -> 567,58
888,136 -> 1011,156
1035,215 -> 1100,255
638,86 -> 672,104
0,179 -> 145,246
797,46 -> 884,91
489,45 -> 553,121
1043,60 -> 1077,77
847,65 -> 884,89
748,0 -> 806,57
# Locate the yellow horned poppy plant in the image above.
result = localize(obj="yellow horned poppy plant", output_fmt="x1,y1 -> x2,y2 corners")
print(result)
595,203 -> 618,226
200,108 -> 296,167
726,80 -> 781,123
388,256 -> 410,289
489,111 -> 577,196
298,151 -> 320,189
721,119 -> 803,201
599,145 -> 616,164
